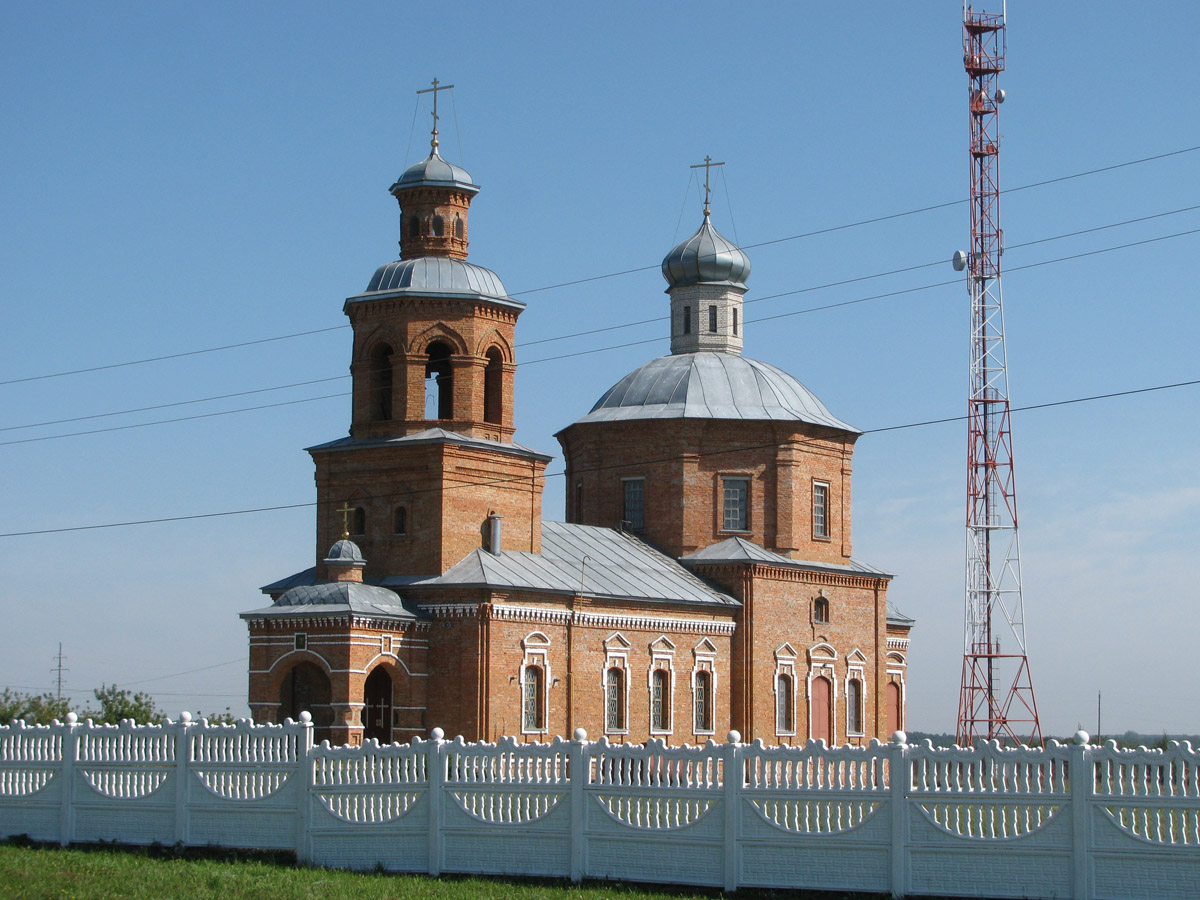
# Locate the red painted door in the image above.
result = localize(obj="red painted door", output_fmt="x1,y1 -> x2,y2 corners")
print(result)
812,676 -> 832,745
887,682 -> 901,736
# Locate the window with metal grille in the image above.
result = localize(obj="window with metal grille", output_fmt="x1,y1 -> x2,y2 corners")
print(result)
693,670 -> 712,732
605,667 -> 624,731
813,482 -> 829,538
708,306 -> 717,333
776,672 -> 794,734
651,669 -> 670,731
522,666 -> 544,731
847,678 -> 863,735
722,478 -> 749,531
622,478 -> 644,532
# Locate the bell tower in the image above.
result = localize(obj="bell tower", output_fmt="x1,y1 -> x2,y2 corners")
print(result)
309,81 -> 550,579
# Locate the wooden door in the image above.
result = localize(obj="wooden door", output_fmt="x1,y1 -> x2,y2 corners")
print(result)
811,675 -> 833,745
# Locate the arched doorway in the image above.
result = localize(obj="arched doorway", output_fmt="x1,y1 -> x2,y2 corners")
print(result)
811,675 -> 833,745
425,341 -> 453,420
363,666 -> 392,744
279,661 -> 333,742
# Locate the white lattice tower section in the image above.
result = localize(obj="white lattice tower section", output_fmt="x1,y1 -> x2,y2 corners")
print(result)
956,4 -> 1042,748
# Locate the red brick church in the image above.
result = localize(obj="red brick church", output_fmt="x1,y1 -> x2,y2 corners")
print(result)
242,124 -> 914,747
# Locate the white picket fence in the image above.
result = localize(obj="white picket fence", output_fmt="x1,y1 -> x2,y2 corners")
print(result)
1,714 -> 1198,899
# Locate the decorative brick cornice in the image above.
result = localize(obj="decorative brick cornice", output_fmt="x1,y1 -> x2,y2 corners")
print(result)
886,637 -> 910,650
487,603 -> 736,636
688,561 -> 888,590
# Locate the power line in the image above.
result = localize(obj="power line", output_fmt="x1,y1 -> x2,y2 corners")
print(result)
2,374 -> 1195,539
3,144 -> 1195,389
7,215 -> 1198,446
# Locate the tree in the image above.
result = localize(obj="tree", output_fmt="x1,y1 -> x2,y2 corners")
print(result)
0,689 -> 71,725
86,684 -> 163,725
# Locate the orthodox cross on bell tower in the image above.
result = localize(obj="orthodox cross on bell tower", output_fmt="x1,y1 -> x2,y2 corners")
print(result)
690,155 -> 725,216
336,501 -> 354,539
417,78 -> 454,151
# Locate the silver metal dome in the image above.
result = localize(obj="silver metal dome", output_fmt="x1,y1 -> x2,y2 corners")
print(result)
391,150 -> 478,195
358,257 -> 517,304
573,352 -> 857,431
661,214 -> 751,289
324,538 -> 364,567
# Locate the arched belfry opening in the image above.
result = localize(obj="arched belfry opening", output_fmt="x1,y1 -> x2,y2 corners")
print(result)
484,347 -> 504,425
425,341 -> 454,420
369,343 -> 394,421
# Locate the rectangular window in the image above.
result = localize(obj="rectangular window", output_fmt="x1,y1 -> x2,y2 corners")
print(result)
622,478 -> 645,532
776,673 -> 794,734
722,477 -> 749,531
294,633 -> 307,651
651,669 -> 670,731
847,678 -> 863,735
605,668 -> 625,731
522,666 -> 544,731
683,306 -> 691,334
574,482 -> 583,519
708,306 -> 717,333
813,482 -> 830,538
693,671 -> 712,732
733,308 -> 738,335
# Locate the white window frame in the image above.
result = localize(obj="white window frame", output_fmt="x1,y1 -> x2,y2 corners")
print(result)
721,476 -> 750,533
294,633 -> 308,651
691,639 -> 718,736
602,633 -> 631,736
774,643 -> 798,738
519,631 -> 552,735
812,480 -> 830,540
648,636 -> 676,736
845,650 -> 868,738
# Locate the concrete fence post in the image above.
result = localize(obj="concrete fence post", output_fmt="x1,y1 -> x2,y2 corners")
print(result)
173,712 -> 193,845
427,728 -> 445,877
570,728 -> 587,882
1070,731 -> 1090,900
297,712 -> 314,864
722,730 -> 742,893
888,731 -> 908,899
58,713 -> 79,847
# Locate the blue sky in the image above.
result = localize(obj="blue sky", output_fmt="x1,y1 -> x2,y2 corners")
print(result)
2,2 -> 1197,737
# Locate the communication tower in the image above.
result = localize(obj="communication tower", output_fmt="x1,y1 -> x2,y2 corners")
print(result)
955,4 -> 1043,746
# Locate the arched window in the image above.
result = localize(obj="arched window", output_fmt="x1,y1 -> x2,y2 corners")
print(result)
432,215 -> 445,237
407,216 -> 420,239
776,672 -> 794,734
425,341 -> 454,420
604,667 -> 625,732
484,347 -> 503,425
651,669 -> 670,732
886,681 -> 902,735
847,678 -> 863,735
814,596 -> 830,624
522,665 -> 545,731
369,343 -> 393,421
693,670 -> 712,733
393,506 -> 407,535
363,666 -> 392,744
454,216 -> 464,239
352,506 -> 366,536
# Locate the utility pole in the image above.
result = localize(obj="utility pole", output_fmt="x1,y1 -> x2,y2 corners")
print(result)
52,643 -> 69,701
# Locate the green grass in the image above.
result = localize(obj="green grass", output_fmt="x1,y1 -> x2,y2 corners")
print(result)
0,842 -> 900,900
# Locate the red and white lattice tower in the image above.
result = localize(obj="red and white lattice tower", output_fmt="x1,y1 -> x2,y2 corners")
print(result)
955,4 -> 1043,747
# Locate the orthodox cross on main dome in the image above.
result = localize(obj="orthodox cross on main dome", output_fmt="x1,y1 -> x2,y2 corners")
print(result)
417,77 -> 454,150
690,155 -> 724,217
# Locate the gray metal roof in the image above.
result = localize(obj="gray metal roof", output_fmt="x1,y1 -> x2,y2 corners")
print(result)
887,602 -> 916,628
681,536 -> 892,578
307,427 -> 554,462
324,538 -> 364,566
426,521 -> 738,607
390,149 -> 478,195
662,213 -> 751,290
353,257 -> 521,308
569,352 -> 859,431
242,581 -> 426,621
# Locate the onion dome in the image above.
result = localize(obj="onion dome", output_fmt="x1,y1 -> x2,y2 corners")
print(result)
323,538 -> 365,568
661,214 -> 751,290
390,149 -> 479,196
572,352 -> 857,432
